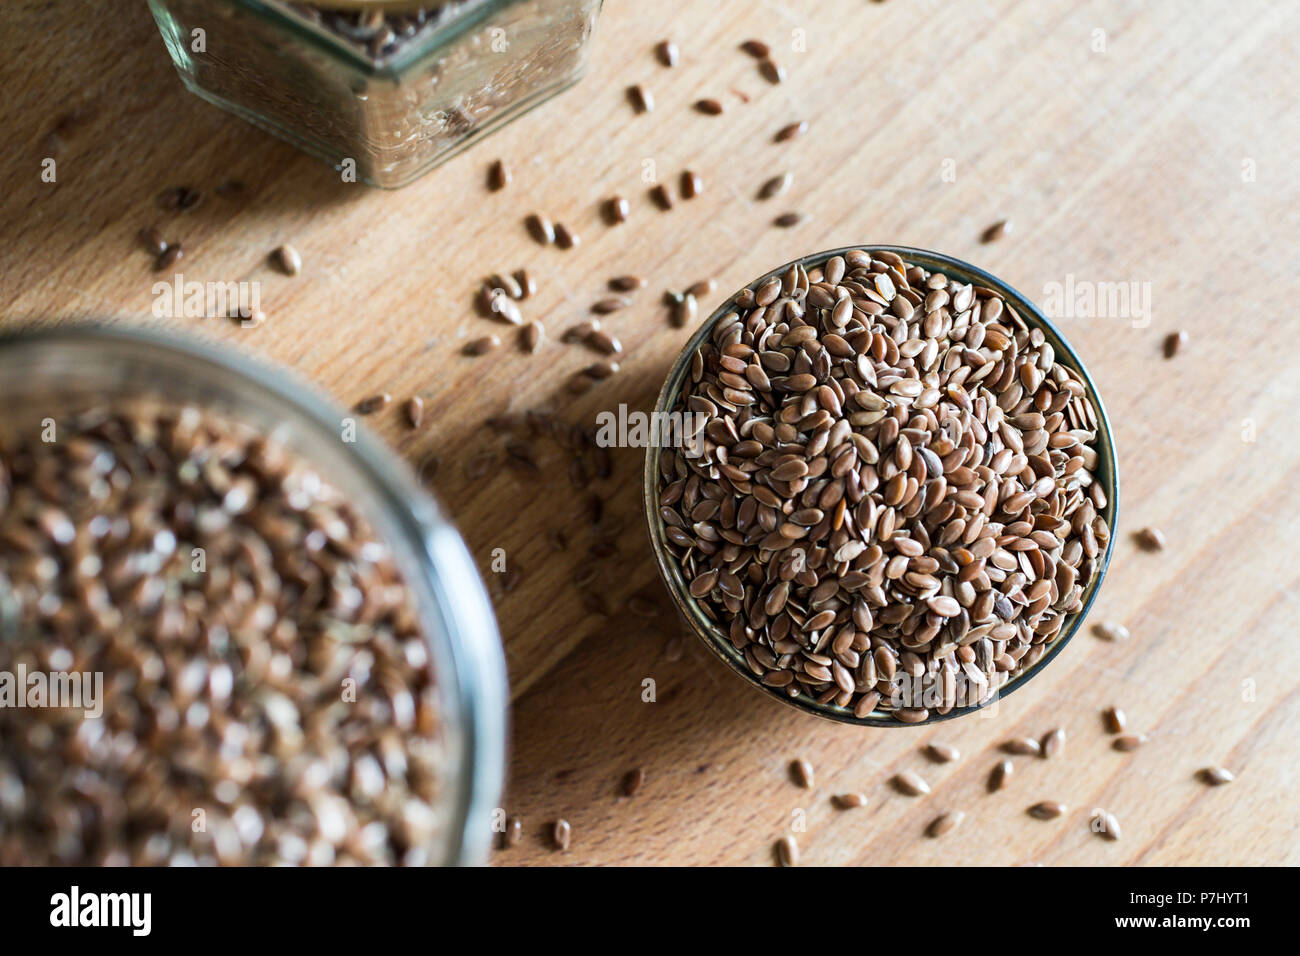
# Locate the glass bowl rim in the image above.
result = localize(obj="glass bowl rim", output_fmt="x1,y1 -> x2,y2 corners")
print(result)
0,321 -> 508,861
642,244 -> 1121,728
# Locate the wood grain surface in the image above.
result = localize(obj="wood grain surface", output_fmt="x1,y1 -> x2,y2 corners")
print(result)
2,0 -> 1298,866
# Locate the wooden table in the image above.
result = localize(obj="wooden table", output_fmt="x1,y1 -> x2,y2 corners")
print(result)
2,0 -> 1297,866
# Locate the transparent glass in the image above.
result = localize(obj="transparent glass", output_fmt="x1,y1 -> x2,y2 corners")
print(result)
146,0 -> 603,188
0,324 -> 507,863
644,246 -> 1121,727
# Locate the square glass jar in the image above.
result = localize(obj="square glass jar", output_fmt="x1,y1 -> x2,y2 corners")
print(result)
146,0 -> 602,187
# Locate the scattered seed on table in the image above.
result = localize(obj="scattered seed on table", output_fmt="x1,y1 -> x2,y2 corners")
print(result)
670,293 -> 697,328
758,171 -> 793,199
354,393 -> 390,415
759,59 -> 786,84
775,834 -> 799,866
138,226 -> 167,256
989,760 -> 1014,792
551,819 -> 571,851
740,39 -> 770,58
1092,810 -> 1121,841
490,271 -> 523,300
773,211 -> 807,228
554,223 -> 579,250
621,768 -> 645,797
1042,728 -> 1066,759
404,396 -> 424,429
588,329 -> 622,355
650,184 -> 673,210
525,213 -> 555,245
503,816 -> 523,848
154,244 -> 183,271
981,219 -> 1010,243
1104,707 -> 1127,733
1136,526 -> 1166,551
513,268 -> 536,298
462,335 -> 500,356
628,84 -> 653,113
585,360 -> 620,379
563,319 -> 601,343
694,98 -> 724,115
1028,801 -> 1067,820
1113,734 -> 1147,752
927,811 -> 965,837
789,758 -> 814,789
832,792 -> 867,809
491,295 -> 523,326
926,743 -> 960,763
1200,767 -> 1235,786
680,169 -> 703,199
892,770 -> 930,796
604,195 -> 630,224
1094,621 -> 1130,641
774,120 -> 808,142
1002,737 -> 1042,757
655,39 -> 678,67
609,275 -> 646,292
520,320 -> 544,353
686,278 -> 715,298
1164,330 -> 1188,358
592,297 -> 628,315
487,158 -> 510,191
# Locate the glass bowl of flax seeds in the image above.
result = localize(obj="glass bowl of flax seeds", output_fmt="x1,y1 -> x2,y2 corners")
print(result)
0,324 -> 506,864
645,246 -> 1119,727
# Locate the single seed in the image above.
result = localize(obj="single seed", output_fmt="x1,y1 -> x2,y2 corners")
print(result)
1200,767 -> 1235,786
609,275 -> 646,292
1113,734 -> 1147,752
694,98 -> 724,115
404,396 -> 424,429
1002,737 -> 1041,757
1094,621 -> 1130,642
1028,801 -> 1066,820
740,39 -> 770,58
1104,706 -> 1126,733
138,226 -> 167,256
1041,727 -> 1066,759
773,212 -> 807,228
551,819 -> 571,851
584,360 -> 620,379
354,393 -> 390,415
520,320 -> 544,353
154,244 -> 183,271
774,120 -> 808,142
680,170 -> 703,199
592,297 -> 629,315
502,816 -> 523,848
981,219 -> 1010,243
759,59 -> 786,84
927,811 -> 965,837
621,768 -> 645,797
1136,526 -> 1166,551
487,158 -> 510,191
587,329 -> 622,355
655,40 -> 678,67
670,293 -> 697,329
1164,330 -> 1188,358
462,335 -> 500,356
892,770 -> 930,796
554,223 -> 580,250
604,195 -> 630,224
832,792 -> 867,809
513,268 -> 536,299
775,834 -> 799,866
926,743 -> 960,763
758,171 -> 793,199
1092,810 -> 1121,841
686,278 -> 715,298
562,319 -> 600,343
650,184 -> 673,210
271,243 -> 302,276
989,760 -> 1013,791
525,213 -> 555,245
628,84 -> 653,113
789,758 -> 814,789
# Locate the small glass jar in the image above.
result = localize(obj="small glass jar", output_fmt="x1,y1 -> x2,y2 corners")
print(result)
0,324 -> 507,864
146,0 -> 603,187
